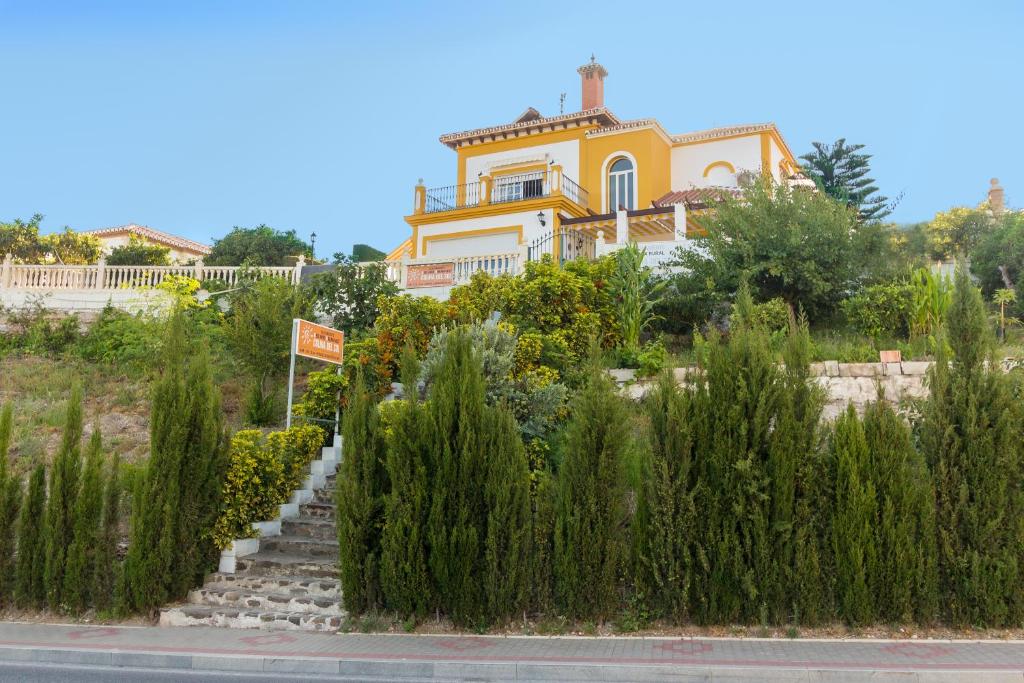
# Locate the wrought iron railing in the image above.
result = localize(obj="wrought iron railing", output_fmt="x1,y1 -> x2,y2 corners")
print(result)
422,172 -> 588,214
424,182 -> 481,213
527,229 -> 596,265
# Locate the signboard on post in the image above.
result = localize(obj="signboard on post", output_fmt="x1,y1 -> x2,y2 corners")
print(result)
295,319 -> 344,365
286,319 -> 345,430
407,262 -> 455,288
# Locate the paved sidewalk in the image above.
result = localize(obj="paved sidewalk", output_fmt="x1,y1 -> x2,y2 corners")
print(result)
0,622 -> 1021,681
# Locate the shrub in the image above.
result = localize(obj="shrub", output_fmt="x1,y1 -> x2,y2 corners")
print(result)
918,269 -> 1024,626
336,370 -> 389,613
119,314 -> 227,615
14,464 -> 47,609
636,339 -> 667,378
553,360 -> 630,621
93,454 -> 121,614
0,403 -> 19,605
841,282 -> 913,340
63,430 -> 106,614
44,384 -> 84,610
78,306 -> 163,367
292,368 -> 347,437
212,424 -> 323,549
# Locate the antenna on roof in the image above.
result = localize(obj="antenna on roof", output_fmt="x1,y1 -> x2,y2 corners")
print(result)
559,92 -> 566,114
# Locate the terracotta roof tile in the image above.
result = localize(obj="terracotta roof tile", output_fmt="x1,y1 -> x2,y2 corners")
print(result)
654,188 -> 741,207
84,224 -> 211,255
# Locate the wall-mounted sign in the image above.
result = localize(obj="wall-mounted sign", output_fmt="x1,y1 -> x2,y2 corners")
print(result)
407,262 -> 455,288
294,319 -> 344,365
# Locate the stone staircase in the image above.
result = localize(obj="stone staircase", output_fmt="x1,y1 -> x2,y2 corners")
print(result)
160,440 -> 343,632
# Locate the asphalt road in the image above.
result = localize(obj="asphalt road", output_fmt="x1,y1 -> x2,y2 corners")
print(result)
0,662 -> 435,683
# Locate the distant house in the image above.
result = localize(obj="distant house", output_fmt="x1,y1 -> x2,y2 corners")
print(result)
83,224 -> 211,264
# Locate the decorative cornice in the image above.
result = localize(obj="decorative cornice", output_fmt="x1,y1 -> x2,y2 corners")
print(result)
438,107 -> 620,149
671,122 -> 775,145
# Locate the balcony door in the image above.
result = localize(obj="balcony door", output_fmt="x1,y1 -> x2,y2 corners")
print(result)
493,171 -> 545,203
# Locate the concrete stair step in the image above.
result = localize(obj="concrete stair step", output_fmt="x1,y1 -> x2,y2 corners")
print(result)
299,501 -> 335,520
234,551 -> 337,578
187,586 -> 343,614
281,517 -> 336,541
202,573 -> 340,599
313,486 -> 336,504
160,605 -> 343,632
255,534 -> 338,559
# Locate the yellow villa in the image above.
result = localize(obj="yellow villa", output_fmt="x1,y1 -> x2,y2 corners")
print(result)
388,57 -> 804,297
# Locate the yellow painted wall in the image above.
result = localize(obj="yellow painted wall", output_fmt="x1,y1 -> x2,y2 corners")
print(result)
581,128 -> 672,213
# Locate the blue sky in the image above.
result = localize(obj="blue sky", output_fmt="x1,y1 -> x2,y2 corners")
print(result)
1,0 -> 1021,259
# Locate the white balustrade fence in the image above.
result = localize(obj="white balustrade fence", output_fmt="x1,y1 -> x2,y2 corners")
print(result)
0,255 -> 303,291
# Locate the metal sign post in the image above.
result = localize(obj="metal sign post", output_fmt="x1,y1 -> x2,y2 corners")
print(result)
285,319 -> 299,428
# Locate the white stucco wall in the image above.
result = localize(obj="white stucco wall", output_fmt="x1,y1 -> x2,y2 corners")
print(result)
0,288 -> 173,319
670,136 -> 761,189
464,139 -> 581,185
417,208 -> 553,258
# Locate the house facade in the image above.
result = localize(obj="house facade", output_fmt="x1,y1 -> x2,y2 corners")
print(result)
84,224 -> 212,264
390,58 -> 801,296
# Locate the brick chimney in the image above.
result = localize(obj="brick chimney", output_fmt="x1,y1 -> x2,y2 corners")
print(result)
988,178 -> 1006,215
577,55 -> 608,111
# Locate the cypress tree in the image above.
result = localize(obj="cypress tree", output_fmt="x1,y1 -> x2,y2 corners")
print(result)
635,372 -> 696,621
862,396 -> 939,623
425,329 -> 489,626
919,268 -> 1024,626
14,464 -> 47,609
689,285 -> 780,624
553,360 -> 629,621
63,429 -> 106,613
830,406 -> 876,625
482,406 -> 531,623
0,403 -> 20,605
381,345 -> 432,617
121,313 -> 226,614
44,384 -> 84,611
93,454 -> 121,614
336,368 -> 389,613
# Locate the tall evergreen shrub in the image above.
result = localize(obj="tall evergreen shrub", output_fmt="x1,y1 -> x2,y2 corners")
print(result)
44,385 -> 84,610
553,360 -> 629,621
14,464 -> 47,608
830,406 -> 877,625
919,269 -> 1024,626
120,314 -> 226,614
0,403 -> 19,604
336,369 -> 389,613
63,430 -> 106,613
862,397 -> 939,623
93,454 -> 121,613
424,331 -> 490,625
635,372 -> 696,621
380,345 -> 432,617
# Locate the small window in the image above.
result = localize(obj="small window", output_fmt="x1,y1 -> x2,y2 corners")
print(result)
608,157 -> 635,211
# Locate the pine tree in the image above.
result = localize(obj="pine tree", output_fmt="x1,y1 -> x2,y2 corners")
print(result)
63,429 -> 106,613
14,464 -> 47,609
93,454 -> 121,614
336,369 -> 389,613
920,268 -> 1024,626
830,406 -> 877,625
380,345 -> 432,617
424,330 -> 489,626
44,385 -> 84,611
800,138 -> 891,222
482,407 -> 531,623
635,372 -> 696,621
0,403 -> 20,605
553,360 -> 629,621
120,313 -> 226,614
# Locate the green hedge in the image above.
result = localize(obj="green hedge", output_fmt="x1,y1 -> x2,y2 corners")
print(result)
213,424 -> 323,549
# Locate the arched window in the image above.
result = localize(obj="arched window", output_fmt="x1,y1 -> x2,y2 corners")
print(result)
608,157 -> 635,211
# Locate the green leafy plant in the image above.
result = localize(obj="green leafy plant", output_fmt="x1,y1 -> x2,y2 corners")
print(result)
841,281 -> 914,340
609,243 -> 665,356
909,267 -> 952,342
